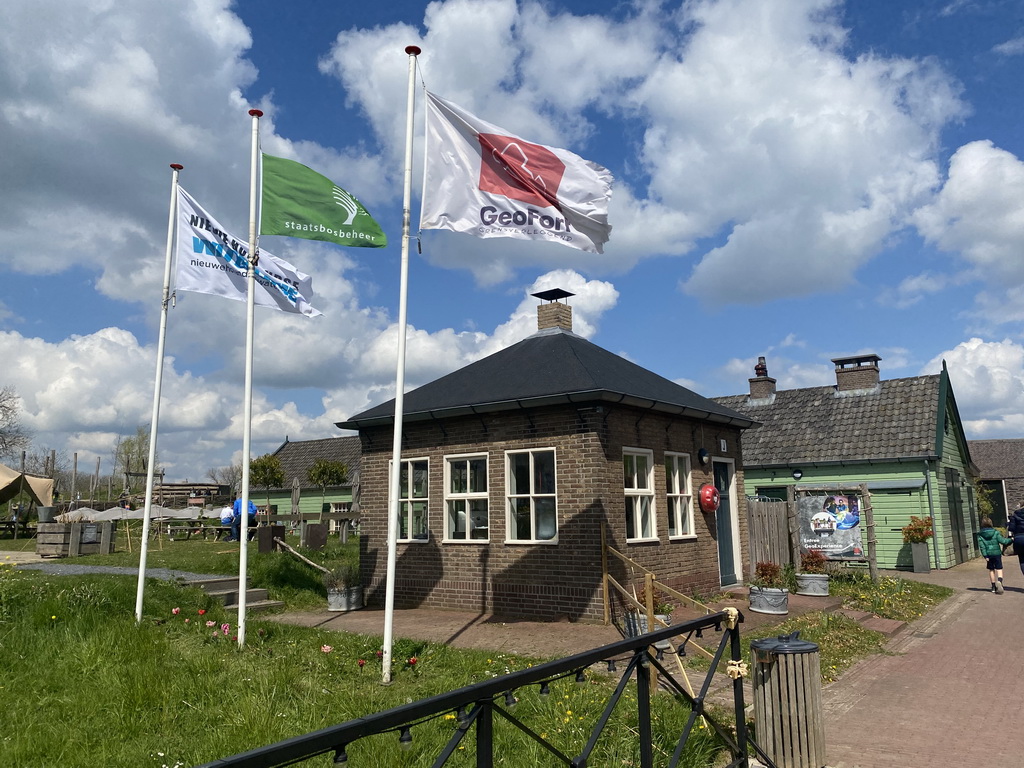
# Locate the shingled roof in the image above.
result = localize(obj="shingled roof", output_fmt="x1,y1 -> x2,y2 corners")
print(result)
337,327 -> 754,430
271,436 -> 361,489
714,375 -> 944,468
969,439 -> 1024,479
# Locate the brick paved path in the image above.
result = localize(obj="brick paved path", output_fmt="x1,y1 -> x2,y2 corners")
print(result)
824,559 -> 1020,767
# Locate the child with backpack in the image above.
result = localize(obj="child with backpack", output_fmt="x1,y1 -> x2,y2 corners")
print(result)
978,516 -> 1012,594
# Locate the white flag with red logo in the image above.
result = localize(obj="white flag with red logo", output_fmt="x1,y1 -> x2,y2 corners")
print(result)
420,91 -> 613,254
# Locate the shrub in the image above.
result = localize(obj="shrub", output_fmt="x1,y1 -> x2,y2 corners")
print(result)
902,516 -> 933,544
323,562 -> 361,591
750,561 -> 786,589
800,549 -> 829,574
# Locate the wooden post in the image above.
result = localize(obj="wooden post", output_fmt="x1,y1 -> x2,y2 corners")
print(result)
92,457 -> 101,506
643,572 -> 658,693
860,483 -> 879,583
72,452 -> 78,505
786,484 -> 800,568
601,521 -> 610,625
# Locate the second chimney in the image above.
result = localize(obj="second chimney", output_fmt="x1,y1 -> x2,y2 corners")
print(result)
532,287 -> 574,332
832,354 -> 882,392
749,355 -> 776,399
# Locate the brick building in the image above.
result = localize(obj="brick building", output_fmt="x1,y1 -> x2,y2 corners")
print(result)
336,291 -> 754,622
969,439 -> 1024,527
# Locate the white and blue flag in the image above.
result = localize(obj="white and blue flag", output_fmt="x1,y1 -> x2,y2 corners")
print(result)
175,187 -> 321,317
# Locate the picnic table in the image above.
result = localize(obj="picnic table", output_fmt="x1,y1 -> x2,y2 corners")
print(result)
0,519 -> 35,538
155,520 -> 233,541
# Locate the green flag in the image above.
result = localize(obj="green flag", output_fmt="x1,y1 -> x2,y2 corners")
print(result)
260,153 -> 387,248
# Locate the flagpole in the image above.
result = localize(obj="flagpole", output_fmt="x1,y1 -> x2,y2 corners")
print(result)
135,162 -> 183,622
382,44 -> 420,685
238,107 -> 263,647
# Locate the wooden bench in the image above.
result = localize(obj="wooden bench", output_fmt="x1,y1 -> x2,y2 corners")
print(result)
0,520 -> 35,538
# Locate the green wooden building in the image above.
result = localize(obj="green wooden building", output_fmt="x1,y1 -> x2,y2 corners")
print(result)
259,436 -> 361,526
715,354 -> 977,571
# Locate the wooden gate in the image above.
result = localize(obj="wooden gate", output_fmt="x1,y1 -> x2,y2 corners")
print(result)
746,498 -> 791,570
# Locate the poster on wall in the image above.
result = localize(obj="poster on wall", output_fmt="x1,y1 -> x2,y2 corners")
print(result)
798,494 -> 865,559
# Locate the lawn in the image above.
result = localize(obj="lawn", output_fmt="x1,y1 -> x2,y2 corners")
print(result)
0,544 -> 724,767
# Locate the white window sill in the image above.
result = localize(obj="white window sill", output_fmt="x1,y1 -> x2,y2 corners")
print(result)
442,538 -> 490,544
626,537 -> 660,544
668,534 -> 698,541
504,538 -> 559,545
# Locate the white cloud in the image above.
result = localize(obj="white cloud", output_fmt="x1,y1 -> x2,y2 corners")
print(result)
924,338 -> 1024,436
993,36 -> 1024,56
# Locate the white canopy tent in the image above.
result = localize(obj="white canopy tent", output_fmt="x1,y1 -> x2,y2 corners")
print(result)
0,462 -> 54,508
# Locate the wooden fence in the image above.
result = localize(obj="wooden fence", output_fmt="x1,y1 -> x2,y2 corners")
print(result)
746,498 -> 792,570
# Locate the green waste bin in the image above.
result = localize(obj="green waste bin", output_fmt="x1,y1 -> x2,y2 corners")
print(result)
751,632 -> 825,768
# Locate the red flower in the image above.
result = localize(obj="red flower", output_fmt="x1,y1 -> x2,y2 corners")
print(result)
408,657 -> 418,666
376,650 -> 383,659
358,659 -> 366,668
198,609 -> 206,616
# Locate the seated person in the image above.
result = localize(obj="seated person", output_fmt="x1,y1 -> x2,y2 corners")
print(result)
228,498 -> 258,542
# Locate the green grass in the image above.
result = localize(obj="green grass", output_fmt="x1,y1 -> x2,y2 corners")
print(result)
0,565 -> 723,767
827,570 -> 954,622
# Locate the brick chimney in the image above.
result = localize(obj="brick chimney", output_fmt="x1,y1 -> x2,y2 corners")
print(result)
832,354 -> 881,392
532,287 -> 574,332
748,356 -> 776,399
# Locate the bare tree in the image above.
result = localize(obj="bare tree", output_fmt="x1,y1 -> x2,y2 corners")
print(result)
207,462 -> 243,494
113,425 -> 158,494
0,386 -> 31,461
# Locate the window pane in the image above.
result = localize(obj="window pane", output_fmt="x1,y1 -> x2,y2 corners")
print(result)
469,499 -> 488,540
635,454 -> 649,490
510,453 -> 530,495
535,450 -> 555,494
639,496 -> 652,537
535,498 -> 556,540
680,496 -> 691,534
469,458 -> 487,493
399,463 -> 409,495
450,460 -> 467,494
625,497 -> 636,539
667,498 -> 678,536
412,462 -> 428,498
514,498 -> 532,540
399,502 -> 409,539
411,501 -> 428,539
448,500 -> 466,538
623,454 -> 636,489
665,457 -> 677,494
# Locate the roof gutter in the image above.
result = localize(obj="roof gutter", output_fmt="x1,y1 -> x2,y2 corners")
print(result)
743,455 -> 941,471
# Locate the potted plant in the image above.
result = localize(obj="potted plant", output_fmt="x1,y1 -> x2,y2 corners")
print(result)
324,562 -> 363,612
748,561 -> 789,615
635,584 -> 674,630
795,549 -> 830,596
902,516 -> 933,573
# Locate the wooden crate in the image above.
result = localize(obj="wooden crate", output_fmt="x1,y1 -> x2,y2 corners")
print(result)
36,522 -> 116,558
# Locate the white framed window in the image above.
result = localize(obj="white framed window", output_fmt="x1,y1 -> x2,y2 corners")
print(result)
506,448 -> 557,543
393,458 -> 429,542
445,454 -> 489,542
665,452 -> 694,538
624,448 -> 656,541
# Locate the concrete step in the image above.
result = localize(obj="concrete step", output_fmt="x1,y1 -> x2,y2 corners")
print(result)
182,577 -> 282,612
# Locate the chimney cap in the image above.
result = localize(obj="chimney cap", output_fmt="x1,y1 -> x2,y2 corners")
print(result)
531,288 -> 574,303
831,353 -> 881,368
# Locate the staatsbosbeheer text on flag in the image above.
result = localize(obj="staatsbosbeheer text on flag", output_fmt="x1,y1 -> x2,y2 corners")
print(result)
260,153 -> 387,248
419,91 -> 613,254
175,187 -> 322,317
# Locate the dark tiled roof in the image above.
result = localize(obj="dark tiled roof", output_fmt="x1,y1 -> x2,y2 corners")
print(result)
271,436 -> 361,489
969,439 -> 1024,479
337,328 -> 754,429
713,375 -> 941,466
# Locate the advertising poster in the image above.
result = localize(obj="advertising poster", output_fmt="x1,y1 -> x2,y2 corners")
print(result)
797,494 -> 864,559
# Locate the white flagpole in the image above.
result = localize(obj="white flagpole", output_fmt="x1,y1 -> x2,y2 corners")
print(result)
237,107 -> 263,647
135,162 -> 183,622
382,44 -> 420,685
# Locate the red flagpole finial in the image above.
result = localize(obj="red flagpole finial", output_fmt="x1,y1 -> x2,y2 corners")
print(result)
405,45 -> 421,56
248,108 -> 263,117
170,163 -> 183,171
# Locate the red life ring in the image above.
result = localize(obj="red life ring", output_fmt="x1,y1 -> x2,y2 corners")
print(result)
699,483 -> 720,513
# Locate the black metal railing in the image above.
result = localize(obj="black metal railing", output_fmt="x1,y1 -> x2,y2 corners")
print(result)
197,609 -> 775,768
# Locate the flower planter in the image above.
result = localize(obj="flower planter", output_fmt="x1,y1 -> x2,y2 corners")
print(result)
795,573 -> 830,596
748,586 -> 789,615
327,585 -> 363,612
635,613 -> 672,650
911,541 -> 931,573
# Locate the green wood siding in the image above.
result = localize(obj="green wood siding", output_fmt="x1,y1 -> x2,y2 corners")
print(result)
263,487 -> 354,517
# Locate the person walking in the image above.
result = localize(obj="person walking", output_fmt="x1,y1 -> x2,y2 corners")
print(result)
1007,503 -> 1024,581
978,516 -> 1012,593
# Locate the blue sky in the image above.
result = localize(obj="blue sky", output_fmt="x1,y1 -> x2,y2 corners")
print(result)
2,0 -> 1024,482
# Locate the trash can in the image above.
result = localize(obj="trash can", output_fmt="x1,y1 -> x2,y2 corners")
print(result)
750,631 -> 825,768
36,506 -> 56,523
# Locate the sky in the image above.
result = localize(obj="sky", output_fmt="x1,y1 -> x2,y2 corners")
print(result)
2,0 -> 1024,484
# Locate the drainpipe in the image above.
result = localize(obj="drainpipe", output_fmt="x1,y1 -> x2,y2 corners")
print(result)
924,460 -> 940,568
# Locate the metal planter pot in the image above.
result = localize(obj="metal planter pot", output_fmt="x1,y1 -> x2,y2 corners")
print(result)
748,586 -> 789,615
795,573 -> 830,596
327,586 -> 363,613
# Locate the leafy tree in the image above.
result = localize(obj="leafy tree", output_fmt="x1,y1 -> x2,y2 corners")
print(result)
207,462 -> 243,494
0,386 -> 31,461
307,459 -> 348,521
249,454 -> 284,510
976,479 -> 996,522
